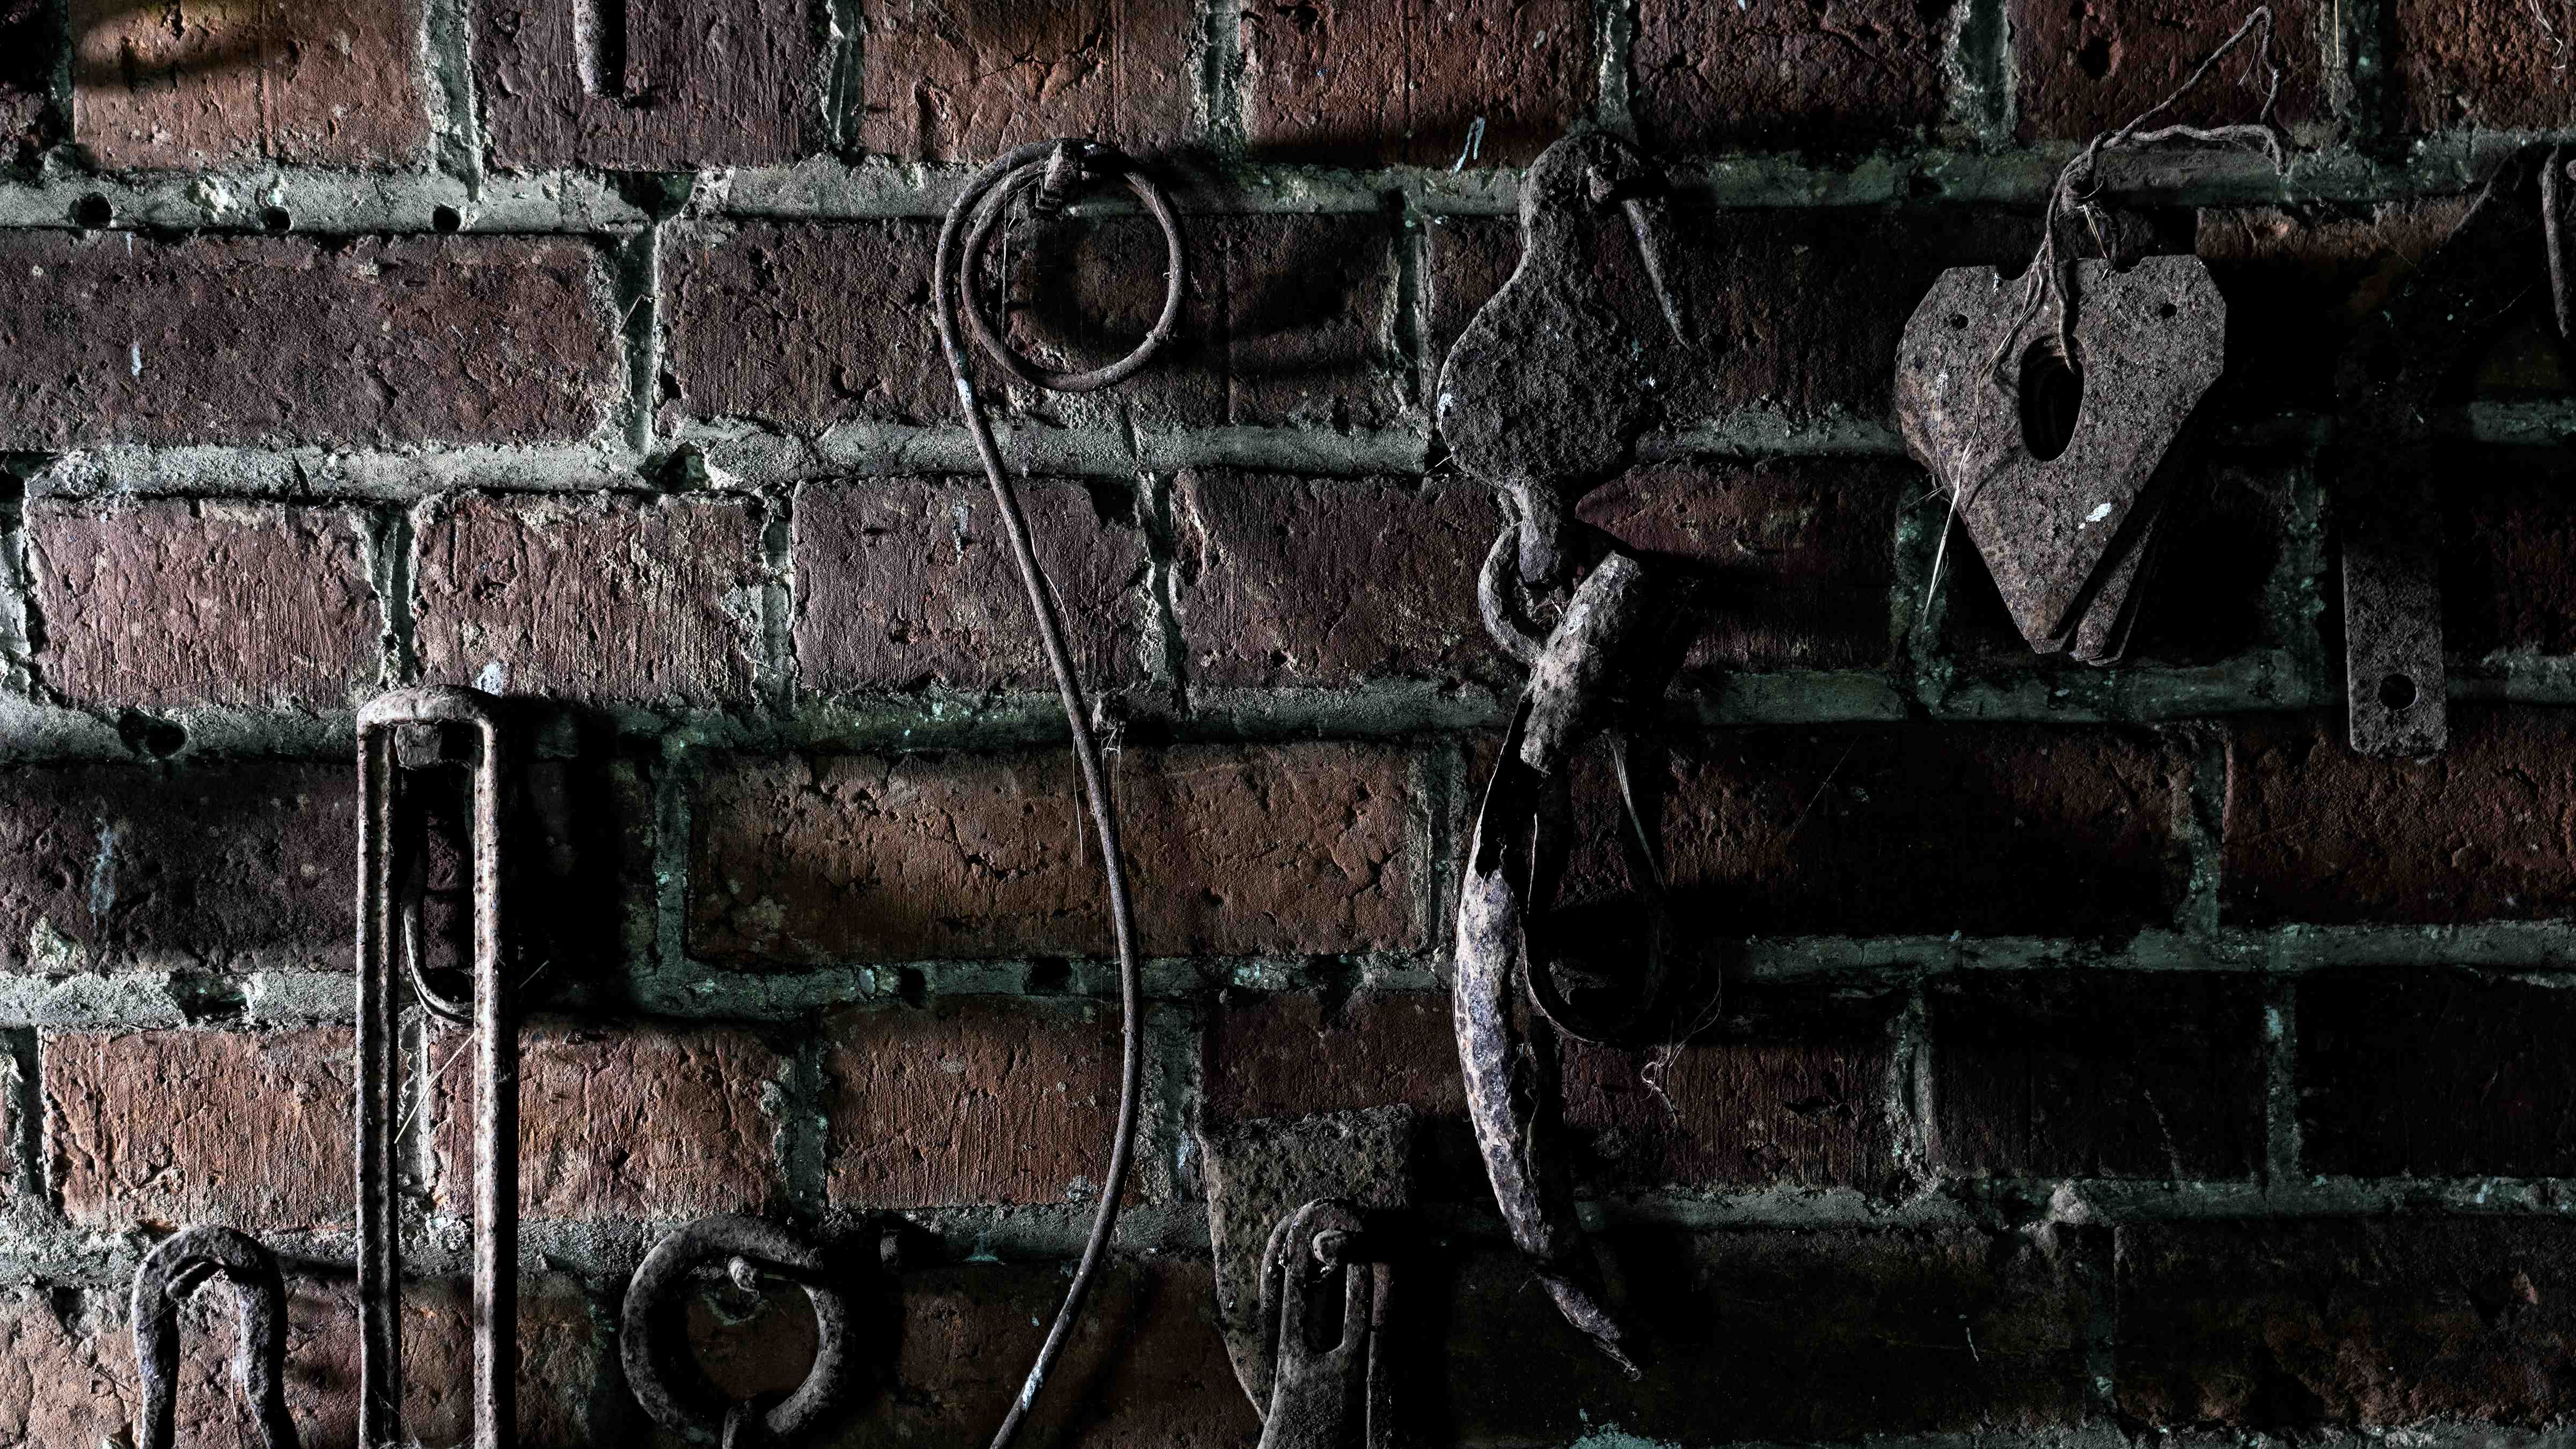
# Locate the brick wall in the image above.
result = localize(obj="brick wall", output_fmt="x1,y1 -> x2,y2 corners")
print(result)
0,2 -> 2571,1446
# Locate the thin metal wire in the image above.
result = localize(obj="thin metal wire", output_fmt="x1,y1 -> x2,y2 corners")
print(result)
931,138 -> 1183,1449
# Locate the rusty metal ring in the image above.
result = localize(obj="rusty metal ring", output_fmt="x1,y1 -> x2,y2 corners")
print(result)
133,1226 -> 299,1449
1477,525 -> 1546,664
622,1215 -> 852,1446
953,143 -> 1185,394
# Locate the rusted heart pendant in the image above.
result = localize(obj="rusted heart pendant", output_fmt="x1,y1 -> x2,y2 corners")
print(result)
1894,254 -> 2225,662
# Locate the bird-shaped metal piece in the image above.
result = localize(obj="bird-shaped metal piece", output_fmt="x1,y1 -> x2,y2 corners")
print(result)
1437,132 -> 1693,594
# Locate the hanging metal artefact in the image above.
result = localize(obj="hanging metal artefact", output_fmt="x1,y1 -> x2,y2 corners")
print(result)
620,1215 -> 859,1448
1249,1199 -> 1391,1449
131,1226 -> 300,1449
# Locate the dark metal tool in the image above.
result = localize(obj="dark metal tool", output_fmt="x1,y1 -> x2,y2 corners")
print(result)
2333,143 -> 2575,756
131,1226 -> 300,1449
356,684 -> 516,1449
621,1215 -> 855,1448
1250,1200 -> 1390,1449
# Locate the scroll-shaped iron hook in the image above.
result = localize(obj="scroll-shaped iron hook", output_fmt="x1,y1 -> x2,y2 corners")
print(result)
356,685 -> 514,1449
621,1215 -> 856,1447
1253,1200 -> 1389,1449
132,1226 -> 300,1449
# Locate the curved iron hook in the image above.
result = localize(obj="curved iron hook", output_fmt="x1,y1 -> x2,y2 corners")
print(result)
131,1226 -> 299,1449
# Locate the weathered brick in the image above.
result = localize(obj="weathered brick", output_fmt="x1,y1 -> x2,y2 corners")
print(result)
1560,982 -> 1899,1190
1579,458 -> 1903,673
2446,449 -> 2576,660
855,0 -> 1198,161
0,0 -> 50,167
1203,989 -> 1464,1125
1173,470 -> 1501,690
1426,207 -> 2028,428
1219,214 -> 1403,428
0,1276 -> 599,1447
1928,970 -> 2265,1179
0,760 -> 356,974
1563,724 -> 2185,938
2391,0 -> 2576,133
1241,0 -> 1593,166
71,0 -> 429,169
1635,0 -> 1952,152
2298,968 -> 2576,1177
1437,1226 -> 2096,1441
689,744 -> 1421,963
660,220 -> 946,430
0,233 -> 618,449
823,998 -> 1119,1207
2222,708 -> 2576,926
473,0 -> 818,170
46,1027 -> 352,1230
2013,0 -> 2328,143
413,492 -> 767,709
1941,457 -> 2295,666
2119,1219 -> 2576,1427
793,478 -> 1147,694
438,1020 -> 787,1220
2195,200 -> 2472,417
26,498 -> 377,712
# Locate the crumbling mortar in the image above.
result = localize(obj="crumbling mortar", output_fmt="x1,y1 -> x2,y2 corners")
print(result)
612,224 -> 661,455
1947,0 -> 2012,148
361,504 -> 420,688
755,485 -> 797,712
1594,0 -> 1637,140
420,0 -> 485,187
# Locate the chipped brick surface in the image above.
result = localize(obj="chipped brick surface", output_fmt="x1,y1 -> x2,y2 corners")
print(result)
0,760 -> 356,974
1241,0 -> 1593,166
794,478 -> 1147,693
661,220 -> 943,429
1635,0 -> 1953,152
1929,971 -> 2266,1179
0,233 -> 618,448
2299,968 -> 2576,1177
823,998 -> 1119,1207
2120,1219 -> 2576,1427
441,1020 -> 787,1220
70,0 -> 429,169
2391,0 -> 2576,133
413,492 -> 767,709
691,744 -> 1420,963
1579,458 -> 1904,673
474,0 -> 818,170
46,1027 -> 353,1229
1174,470 -> 1501,690
856,0 -> 1198,161
0,0 -> 53,166
26,498 -> 377,712
2223,708 -> 2576,926
2013,0 -> 2327,142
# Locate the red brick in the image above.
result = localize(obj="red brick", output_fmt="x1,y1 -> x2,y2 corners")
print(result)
70,0 -> 429,169
0,0 -> 49,167
855,0 -> 1197,161
1635,0 -> 1952,152
2222,708 -> 2576,926
689,744 -> 1422,963
413,492 -> 767,709
823,998 -> 1119,1207
26,499 -> 377,712
1241,0 -> 1594,166
1561,983 -> 1899,1190
2196,200 -> 2473,417
1928,970 -> 2264,1179
1203,989 -> 1463,1124
2119,1219 -> 2576,1427
793,478 -> 1147,694
1940,457 -> 2294,666
2391,0 -> 2576,133
45,1027 -> 352,1230
437,1020 -> 787,1220
2012,0 -> 2328,143
0,760 -> 356,974
0,233 -> 618,449
2445,449 -> 2576,660
1426,206 -> 2029,427
0,1276 -> 598,1447
2297,968 -> 2576,1177
1562,724 -> 2185,938
473,0 -> 818,170
661,214 -> 1399,433
1579,458 -> 1903,673
1438,1226 -> 2096,1440
1173,470 -> 1501,690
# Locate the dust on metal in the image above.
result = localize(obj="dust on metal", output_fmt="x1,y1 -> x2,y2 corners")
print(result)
131,1226 -> 299,1449
1251,1199 -> 1391,1449
621,1214 -> 857,1447
355,684 -> 516,1449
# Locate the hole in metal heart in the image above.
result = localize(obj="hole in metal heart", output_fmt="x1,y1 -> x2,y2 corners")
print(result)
2017,335 -> 2084,462
2378,672 -> 2418,710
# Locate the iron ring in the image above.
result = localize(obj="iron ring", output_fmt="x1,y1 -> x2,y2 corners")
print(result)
621,1215 -> 852,1446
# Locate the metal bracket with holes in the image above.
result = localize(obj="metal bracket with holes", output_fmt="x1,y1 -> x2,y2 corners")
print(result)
1252,1200 -> 1392,1449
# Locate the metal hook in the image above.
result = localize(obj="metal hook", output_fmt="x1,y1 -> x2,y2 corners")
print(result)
131,1226 -> 299,1449
621,1215 -> 857,1447
1252,1201 -> 1389,1449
